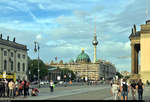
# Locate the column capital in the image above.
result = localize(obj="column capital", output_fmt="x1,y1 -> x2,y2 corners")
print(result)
131,43 -> 135,46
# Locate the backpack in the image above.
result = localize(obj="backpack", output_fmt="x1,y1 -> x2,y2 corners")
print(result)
19,85 -> 23,90
21,81 -> 24,85
122,83 -> 128,92
26,82 -> 29,87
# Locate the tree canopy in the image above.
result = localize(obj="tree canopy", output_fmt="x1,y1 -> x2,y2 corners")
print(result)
28,58 -> 48,81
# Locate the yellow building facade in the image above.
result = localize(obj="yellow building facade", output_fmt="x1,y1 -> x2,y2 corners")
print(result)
129,20 -> 150,83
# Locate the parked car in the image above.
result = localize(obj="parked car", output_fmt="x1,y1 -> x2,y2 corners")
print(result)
31,81 -> 38,85
58,81 -> 64,84
40,81 -> 44,85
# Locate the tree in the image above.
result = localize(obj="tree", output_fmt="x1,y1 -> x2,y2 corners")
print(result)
28,59 -> 48,81
116,71 -> 123,79
57,68 -> 76,81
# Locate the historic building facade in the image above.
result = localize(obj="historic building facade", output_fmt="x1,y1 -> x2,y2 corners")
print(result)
0,34 -> 28,80
48,49 -> 116,81
48,19 -> 116,81
129,20 -> 150,83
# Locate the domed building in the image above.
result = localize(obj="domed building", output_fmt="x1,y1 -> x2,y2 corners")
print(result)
48,21 -> 116,81
76,49 -> 91,64
49,48 -> 116,81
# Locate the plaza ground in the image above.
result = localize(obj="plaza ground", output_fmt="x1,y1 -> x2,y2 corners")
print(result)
0,84 -> 150,100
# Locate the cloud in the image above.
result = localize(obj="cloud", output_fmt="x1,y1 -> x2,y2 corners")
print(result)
1,0 -> 145,72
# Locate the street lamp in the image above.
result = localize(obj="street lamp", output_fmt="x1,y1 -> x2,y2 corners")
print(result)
28,70 -> 31,81
34,41 -> 40,88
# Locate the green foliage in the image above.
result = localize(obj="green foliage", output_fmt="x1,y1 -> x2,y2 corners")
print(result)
28,58 -> 48,81
116,71 -> 123,79
57,67 -> 76,80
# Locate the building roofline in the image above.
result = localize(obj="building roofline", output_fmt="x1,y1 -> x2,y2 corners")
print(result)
0,38 -> 28,51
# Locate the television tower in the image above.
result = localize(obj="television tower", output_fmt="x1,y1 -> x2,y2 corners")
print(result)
92,16 -> 98,63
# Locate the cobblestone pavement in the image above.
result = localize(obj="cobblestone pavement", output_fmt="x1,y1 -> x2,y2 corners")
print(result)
0,84 -> 150,100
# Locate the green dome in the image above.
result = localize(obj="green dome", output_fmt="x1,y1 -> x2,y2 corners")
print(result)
69,59 -> 74,64
76,49 -> 91,63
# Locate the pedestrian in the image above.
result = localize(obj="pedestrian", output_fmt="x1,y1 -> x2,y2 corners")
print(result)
49,80 -> 54,92
117,81 -> 121,100
1,79 -> 5,97
130,80 -> 137,100
15,80 -> 19,96
19,81 -> 23,96
6,80 -> 9,97
23,80 -> 27,98
26,81 -> 30,96
8,80 -> 15,98
111,80 -> 119,100
0,79 -> 2,97
121,78 -> 130,100
136,79 -> 144,100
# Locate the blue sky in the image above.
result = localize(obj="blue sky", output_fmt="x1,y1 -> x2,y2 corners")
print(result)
0,0 -> 149,72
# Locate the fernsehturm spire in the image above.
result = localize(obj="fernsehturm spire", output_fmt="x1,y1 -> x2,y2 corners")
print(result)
92,16 -> 98,63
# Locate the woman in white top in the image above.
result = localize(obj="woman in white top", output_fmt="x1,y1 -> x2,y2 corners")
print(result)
111,80 -> 119,100
50,80 -> 54,92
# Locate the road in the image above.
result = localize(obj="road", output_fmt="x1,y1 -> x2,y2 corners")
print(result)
0,84 -> 150,100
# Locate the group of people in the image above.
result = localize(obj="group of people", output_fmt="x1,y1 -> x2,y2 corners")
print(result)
0,79 -> 30,98
111,78 -> 144,100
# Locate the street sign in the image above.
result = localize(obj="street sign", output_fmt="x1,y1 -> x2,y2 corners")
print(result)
3,72 -> 6,78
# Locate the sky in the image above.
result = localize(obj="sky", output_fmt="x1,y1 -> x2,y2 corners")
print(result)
0,0 -> 149,72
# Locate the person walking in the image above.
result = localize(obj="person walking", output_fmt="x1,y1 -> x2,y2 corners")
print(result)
23,80 -> 27,98
121,78 -> 130,100
0,79 -> 2,97
1,79 -> 5,97
8,80 -> 15,98
136,79 -> 144,100
26,81 -> 30,96
49,80 -> 54,92
130,80 -> 137,100
19,81 -> 23,96
111,80 -> 119,100
117,81 -> 121,100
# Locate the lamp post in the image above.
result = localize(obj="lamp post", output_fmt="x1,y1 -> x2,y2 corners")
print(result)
34,41 -> 40,88
28,70 -> 31,81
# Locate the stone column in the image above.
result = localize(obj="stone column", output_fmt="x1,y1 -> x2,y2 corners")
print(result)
8,49 -> 10,73
131,43 -> 135,74
14,50 -> 17,78
1,48 -> 3,72
135,46 -> 138,74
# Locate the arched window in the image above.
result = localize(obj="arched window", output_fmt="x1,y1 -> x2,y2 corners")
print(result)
11,61 -> 13,71
4,51 -> 7,56
23,63 -> 25,72
18,62 -> 20,71
4,60 -> 7,71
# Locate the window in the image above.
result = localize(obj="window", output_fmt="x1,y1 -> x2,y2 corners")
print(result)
11,52 -> 13,57
18,62 -> 20,71
18,54 -> 20,58
11,61 -> 13,71
22,55 -> 25,59
4,60 -> 7,71
4,51 -> 7,56
23,63 -> 25,72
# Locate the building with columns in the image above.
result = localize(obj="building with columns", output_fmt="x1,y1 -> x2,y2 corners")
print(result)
48,49 -> 116,81
129,20 -> 150,83
0,34 -> 28,80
